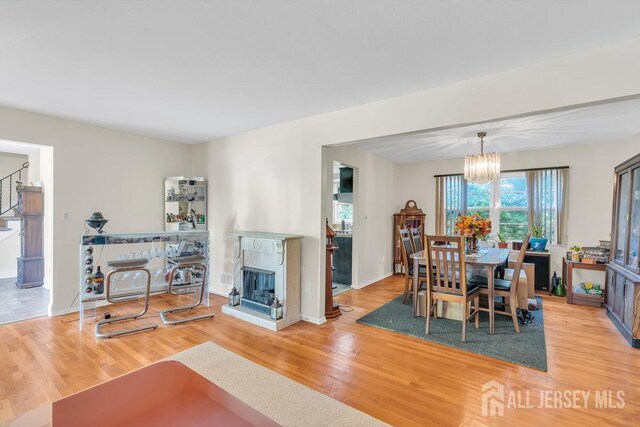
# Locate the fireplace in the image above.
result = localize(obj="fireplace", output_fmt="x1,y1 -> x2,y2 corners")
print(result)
222,231 -> 303,331
241,267 -> 275,314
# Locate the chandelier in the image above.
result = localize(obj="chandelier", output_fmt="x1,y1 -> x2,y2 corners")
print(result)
464,132 -> 500,184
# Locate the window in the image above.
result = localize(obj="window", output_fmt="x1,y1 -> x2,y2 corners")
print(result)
444,173 -> 529,241
332,178 -> 353,226
439,168 -> 566,244
498,175 -> 528,241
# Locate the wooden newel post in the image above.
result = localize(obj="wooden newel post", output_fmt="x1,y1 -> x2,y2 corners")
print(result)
325,219 -> 341,319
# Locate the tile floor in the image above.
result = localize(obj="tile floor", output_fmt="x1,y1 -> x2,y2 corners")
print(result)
0,277 -> 49,324
332,283 -> 351,296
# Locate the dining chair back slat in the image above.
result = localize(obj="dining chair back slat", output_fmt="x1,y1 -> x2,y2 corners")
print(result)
398,227 -> 426,305
509,234 -> 531,289
410,227 -> 423,253
426,235 -> 466,296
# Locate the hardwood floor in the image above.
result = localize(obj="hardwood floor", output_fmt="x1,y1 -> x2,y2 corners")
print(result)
1,275 -> 639,426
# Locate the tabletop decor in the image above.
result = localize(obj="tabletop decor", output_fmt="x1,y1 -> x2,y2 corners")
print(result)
530,219 -> 548,251
454,213 -> 492,253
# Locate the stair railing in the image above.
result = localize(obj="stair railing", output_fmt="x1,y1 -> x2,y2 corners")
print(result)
0,162 -> 29,216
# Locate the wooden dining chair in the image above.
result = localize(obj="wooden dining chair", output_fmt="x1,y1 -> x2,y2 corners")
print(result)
470,234 -> 531,333
424,235 -> 480,343
398,227 -> 427,304
410,227 -> 424,253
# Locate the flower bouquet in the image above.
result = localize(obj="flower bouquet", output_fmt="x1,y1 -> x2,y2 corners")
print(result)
454,213 -> 492,253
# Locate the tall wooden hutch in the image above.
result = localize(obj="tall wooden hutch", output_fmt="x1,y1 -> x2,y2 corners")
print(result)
607,153 -> 640,348
393,200 -> 425,274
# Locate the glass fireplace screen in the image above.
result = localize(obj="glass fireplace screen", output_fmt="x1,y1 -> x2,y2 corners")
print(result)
241,266 -> 276,314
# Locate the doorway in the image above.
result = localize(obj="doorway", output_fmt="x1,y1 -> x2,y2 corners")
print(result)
330,161 -> 356,296
0,140 -> 53,325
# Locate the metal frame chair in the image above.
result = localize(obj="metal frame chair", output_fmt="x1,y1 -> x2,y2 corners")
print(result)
160,255 -> 215,325
95,258 -> 158,339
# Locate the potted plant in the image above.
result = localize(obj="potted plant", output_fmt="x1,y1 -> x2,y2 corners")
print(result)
569,245 -> 582,261
492,232 -> 509,249
529,219 -> 548,251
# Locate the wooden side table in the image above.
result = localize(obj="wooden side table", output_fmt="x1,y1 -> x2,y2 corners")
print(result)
563,257 -> 606,307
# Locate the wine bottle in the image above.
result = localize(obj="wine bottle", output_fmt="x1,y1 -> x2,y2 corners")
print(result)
93,266 -> 104,294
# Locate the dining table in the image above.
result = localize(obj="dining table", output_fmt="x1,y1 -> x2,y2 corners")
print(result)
410,248 -> 511,335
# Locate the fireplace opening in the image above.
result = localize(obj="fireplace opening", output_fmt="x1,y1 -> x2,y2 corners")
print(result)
241,266 -> 276,315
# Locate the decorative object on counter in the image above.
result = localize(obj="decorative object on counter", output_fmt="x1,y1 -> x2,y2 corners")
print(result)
569,245 -> 582,261
454,213 -> 491,254
84,276 -> 93,293
598,240 -> 611,249
581,246 -> 610,263
325,219 -> 341,319
529,218 -> 548,252
84,212 -> 108,234
93,266 -> 104,294
492,232 -> 508,249
270,296 -> 283,321
393,200 -> 425,274
228,285 -> 240,306
464,131 -> 500,184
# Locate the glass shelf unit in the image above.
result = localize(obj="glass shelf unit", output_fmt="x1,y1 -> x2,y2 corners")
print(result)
78,231 -> 209,330
165,176 -> 207,231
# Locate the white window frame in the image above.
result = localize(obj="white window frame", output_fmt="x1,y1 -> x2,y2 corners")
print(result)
495,172 -> 529,241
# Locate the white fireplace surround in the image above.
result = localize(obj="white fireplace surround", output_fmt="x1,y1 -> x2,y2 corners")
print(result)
222,231 -> 303,331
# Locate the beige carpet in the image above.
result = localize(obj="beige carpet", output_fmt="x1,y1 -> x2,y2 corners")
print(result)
169,342 -> 387,427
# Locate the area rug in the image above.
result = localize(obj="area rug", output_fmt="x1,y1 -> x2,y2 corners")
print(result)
169,342 -> 387,426
357,296 -> 548,371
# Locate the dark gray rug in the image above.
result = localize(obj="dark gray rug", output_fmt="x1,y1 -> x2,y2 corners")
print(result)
357,296 -> 547,371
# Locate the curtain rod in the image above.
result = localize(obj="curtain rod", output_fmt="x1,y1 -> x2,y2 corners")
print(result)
433,166 -> 569,178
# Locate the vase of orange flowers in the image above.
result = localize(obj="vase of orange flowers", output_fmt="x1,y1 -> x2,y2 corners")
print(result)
454,214 -> 492,253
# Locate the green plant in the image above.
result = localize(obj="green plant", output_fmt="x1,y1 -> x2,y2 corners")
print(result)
532,219 -> 544,238
570,245 -> 581,252
492,232 -> 508,243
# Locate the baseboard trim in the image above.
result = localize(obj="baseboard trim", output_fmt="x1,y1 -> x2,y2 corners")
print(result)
352,272 -> 393,290
301,314 -> 326,325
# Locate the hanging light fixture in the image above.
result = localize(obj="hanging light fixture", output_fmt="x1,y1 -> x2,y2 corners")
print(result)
464,132 -> 500,184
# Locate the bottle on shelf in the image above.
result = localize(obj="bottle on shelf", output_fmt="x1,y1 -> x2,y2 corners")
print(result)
93,266 -> 104,294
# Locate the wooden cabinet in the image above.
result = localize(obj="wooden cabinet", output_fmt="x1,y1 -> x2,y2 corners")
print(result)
393,200 -> 425,274
607,153 -> 640,347
16,186 -> 44,289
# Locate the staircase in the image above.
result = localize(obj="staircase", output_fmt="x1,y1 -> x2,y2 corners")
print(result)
0,162 -> 29,231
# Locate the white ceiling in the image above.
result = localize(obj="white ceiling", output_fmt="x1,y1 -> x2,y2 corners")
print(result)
348,97 -> 640,163
2,1 -> 640,143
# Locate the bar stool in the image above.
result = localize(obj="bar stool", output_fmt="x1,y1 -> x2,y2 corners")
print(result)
95,258 -> 158,339
160,254 -> 215,325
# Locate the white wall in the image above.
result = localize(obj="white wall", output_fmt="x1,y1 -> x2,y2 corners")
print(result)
0,151 -> 28,185
394,139 -> 640,280
193,38 -> 640,322
322,145 -> 396,289
0,106 -> 192,315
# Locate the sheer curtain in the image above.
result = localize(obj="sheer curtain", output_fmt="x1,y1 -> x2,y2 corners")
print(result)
435,175 -> 466,235
525,168 -> 568,245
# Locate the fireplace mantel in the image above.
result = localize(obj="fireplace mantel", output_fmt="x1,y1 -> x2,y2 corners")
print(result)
222,231 -> 303,331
